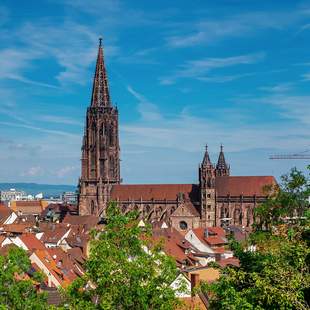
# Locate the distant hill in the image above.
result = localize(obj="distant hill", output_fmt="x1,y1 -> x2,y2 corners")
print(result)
0,183 -> 76,198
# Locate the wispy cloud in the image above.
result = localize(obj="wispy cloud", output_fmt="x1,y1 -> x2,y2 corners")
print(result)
160,52 -> 264,85
249,94 -> 310,125
166,10 -> 306,48
0,121 -> 80,138
39,115 -> 82,126
127,85 -> 162,121
259,83 -> 293,93
55,165 -> 78,178
21,166 -> 44,177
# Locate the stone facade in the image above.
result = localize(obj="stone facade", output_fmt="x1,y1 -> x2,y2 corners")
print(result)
78,39 -> 120,216
78,40 -> 276,231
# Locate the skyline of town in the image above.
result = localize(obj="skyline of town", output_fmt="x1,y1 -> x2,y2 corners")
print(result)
0,0 -> 310,185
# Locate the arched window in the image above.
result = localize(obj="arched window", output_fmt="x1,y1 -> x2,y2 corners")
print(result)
246,208 -> 251,227
220,206 -> 225,218
179,221 -> 188,230
234,208 -> 242,225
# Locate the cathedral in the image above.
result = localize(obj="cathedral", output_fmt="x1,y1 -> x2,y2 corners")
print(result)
78,40 -> 276,231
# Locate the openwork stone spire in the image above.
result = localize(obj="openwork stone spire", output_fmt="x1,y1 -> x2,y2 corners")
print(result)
216,144 -> 230,176
90,38 -> 111,107
202,144 -> 213,167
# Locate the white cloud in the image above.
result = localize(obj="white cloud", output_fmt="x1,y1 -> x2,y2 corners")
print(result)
39,115 -> 82,126
127,86 -> 162,121
259,83 -> 293,93
160,53 -> 264,85
21,166 -> 44,177
55,165 -> 78,178
251,94 -> 310,125
0,121 -> 80,138
166,10 -> 306,48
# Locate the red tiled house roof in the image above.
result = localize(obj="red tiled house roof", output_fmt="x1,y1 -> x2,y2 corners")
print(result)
0,204 -> 12,224
152,228 -> 198,267
19,233 -> 46,251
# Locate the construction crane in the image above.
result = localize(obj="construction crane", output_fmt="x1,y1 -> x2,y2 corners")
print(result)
269,149 -> 310,160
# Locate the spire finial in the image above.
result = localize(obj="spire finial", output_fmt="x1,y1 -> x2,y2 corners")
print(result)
220,144 -> 223,151
205,144 -> 208,150
99,37 -> 103,47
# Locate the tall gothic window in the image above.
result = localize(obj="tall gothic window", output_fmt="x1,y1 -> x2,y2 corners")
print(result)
91,200 -> 95,214
109,125 -> 114,146
90,151 -> 96,178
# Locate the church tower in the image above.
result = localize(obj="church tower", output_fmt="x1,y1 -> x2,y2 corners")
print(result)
199,145 -> 216,227
78,39 -> 120,216
216,144 -> 230,176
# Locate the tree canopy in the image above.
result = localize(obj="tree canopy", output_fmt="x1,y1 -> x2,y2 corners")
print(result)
65,202 -> 184,310
0,247 -> 47,310
201,167 -> 310,310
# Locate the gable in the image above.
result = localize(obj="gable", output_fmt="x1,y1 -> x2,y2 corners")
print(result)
171,203 -> 199,218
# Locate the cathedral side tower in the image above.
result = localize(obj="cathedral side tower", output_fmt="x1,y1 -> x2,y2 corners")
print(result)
215,144 -> 230,176
199,145 -> 216,227
79,39 -> 120,216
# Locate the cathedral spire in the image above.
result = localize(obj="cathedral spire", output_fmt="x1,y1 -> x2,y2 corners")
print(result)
202,144 -> 212,167
90,38 -> 111,107
216,144 -> 230,176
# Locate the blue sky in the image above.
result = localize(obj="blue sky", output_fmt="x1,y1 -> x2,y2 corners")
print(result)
0,0 -> 309,185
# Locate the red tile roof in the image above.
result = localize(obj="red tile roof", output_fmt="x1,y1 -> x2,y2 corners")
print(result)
32,249 -> 69,287
192,227 -> 227,247
218,257 -> 240,268
41,225 -> 70,244
19,233 -> 46,251
0,204 -> 12,224
207,227 -> 226,237
215,176 -> 276,196
10,200 -> 48,215
111,184 -> 199,201
205,236 -> 227,246
1,223 -> 32,233
63,214 -> 99,228
152,228 -> 197,266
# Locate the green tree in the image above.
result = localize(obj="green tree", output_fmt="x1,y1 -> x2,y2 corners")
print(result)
201,167 -> 310,309
255,167 -> 310,230
65,202 -> 184,310
0,247 -> 47,309
202,229 -> 310,309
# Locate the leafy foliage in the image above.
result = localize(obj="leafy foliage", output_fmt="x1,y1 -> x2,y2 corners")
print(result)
65,202 -> 183,310
202,167 -> 310,309
255,167 -> 310,230
0,247 -> 47,309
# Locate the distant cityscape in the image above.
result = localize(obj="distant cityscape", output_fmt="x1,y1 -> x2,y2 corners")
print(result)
0,187 -> 77,205
0,183 -> 76,198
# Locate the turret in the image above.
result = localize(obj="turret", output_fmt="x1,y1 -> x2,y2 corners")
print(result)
216,144 -> 230,176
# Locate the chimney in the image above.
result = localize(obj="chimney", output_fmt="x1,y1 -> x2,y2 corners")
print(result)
190,273 -> 200,296
204,228 -> 209,238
